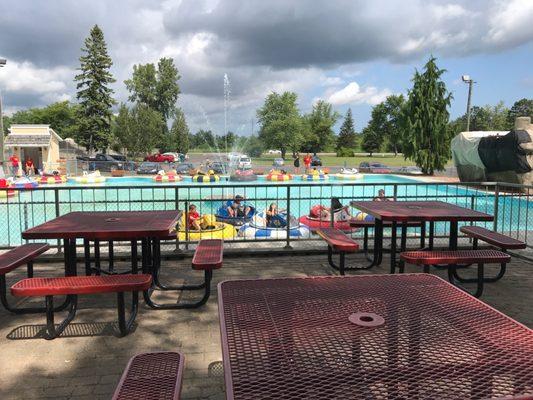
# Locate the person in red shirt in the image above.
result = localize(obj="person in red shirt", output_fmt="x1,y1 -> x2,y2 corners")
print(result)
188,204 -> 202,230
25,157 -> 35,176
9,154 -> 20,177
303,153 -> 311,172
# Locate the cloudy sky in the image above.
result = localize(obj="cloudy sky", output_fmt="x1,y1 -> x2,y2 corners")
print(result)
0,0 -> 532,136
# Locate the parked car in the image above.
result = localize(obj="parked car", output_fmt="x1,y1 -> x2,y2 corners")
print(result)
310,155 -> 322,167
137,162 -> 161,175
162,152 -> 187,162
398,166 -> 423,175
174,163 -> 194,174
273,158 -> 284,167
210,161 -> 227,174
144,153 -> 174,163
77,153 -> 135,172
359,161 -> 393,173
238,156 -> 252,169
227,152 -> 242,162
267,149 -> 282,155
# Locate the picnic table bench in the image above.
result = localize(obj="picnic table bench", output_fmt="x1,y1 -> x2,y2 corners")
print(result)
316,228 -> 360,275
146,239 -> 223,309
11,274 -> 152,339
113,352 -> 184,400
400,249 -> 511,297
0,243 -> 68,314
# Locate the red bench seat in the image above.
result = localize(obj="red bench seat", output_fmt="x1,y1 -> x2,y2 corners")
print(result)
113,352 -> 184,400
460,226 -> 526,250
0,243 -> 49,275
11,274 -> 152,297
400,249 -> 511,297
316,228 -> 359,252
192,239 -> 223,270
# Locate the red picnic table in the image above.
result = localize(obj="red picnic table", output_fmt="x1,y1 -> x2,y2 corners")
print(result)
219,274 -> 533,399
350,200 -> 494,273
22,210 -> 181,309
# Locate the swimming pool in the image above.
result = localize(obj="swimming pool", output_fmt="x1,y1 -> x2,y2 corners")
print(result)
1,174 -> 531,247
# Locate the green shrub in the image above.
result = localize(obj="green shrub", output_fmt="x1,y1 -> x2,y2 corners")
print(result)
336,147 -> 354,157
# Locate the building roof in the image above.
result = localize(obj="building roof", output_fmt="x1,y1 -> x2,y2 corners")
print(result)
5,124 -> 63,147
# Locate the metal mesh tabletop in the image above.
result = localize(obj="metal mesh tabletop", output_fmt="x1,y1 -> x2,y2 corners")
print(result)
218,274 -> 533,400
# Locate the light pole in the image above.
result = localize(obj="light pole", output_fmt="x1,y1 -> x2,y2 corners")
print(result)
462,74 -> 474,131
0,58 -> 6,164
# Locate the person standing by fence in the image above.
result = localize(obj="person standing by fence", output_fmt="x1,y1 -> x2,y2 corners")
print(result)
293,154 -> 300,174
303,153 -> 311,172
8,153 -> 20,177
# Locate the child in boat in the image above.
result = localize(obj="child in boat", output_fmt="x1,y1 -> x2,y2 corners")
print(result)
266,203 -> 287,228
373,189 -> 391,202
188,204 -> 202,230
310,197 -> 350,220
227,195 -> 251,218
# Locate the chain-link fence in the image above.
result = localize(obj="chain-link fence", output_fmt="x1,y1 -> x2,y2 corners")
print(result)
0,181 -> 532,256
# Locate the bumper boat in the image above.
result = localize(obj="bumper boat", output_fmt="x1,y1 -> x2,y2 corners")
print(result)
0,179 -> 16,198
153,172 -> 182,183
238,211 -> 310,239
216,200 -> 256,226
38,174 -> 67,184
301,172 -> 328,181
335,168 -> 363,180
229,169 -> 257,182
266,171 -> 292,181
193,171 -> 220,183
299,206 -> 353,231
12,177 -> 39,189
74,171 -> 106,184
177,214 -> 235,241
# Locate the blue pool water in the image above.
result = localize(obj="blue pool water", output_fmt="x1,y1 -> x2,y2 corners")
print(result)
1,174 -> 530,246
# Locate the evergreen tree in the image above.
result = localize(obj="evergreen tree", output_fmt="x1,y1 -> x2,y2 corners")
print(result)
75,25 -> 116,152
336,108 -> 357,150
361,126 -> 382,156
167,108 -> 190,154
302,100 -> 339,153
403,56 -> 452,175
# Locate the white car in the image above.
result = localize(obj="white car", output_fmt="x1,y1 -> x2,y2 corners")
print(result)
227,152 -> 241,161
267,149 -> 282,154
162,152 -> 181,162
238,156 -> 252,169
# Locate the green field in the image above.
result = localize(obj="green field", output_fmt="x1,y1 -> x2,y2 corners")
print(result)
251,154 -> 450,168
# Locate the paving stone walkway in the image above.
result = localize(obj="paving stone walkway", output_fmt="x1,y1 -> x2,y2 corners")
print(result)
0,249 -> 531,399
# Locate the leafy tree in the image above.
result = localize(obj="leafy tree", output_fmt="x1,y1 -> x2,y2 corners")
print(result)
336,108 -> 357,151
3,101 -> 79,138
111,104 -> 165,158
216,131 -> 237,152
361,126 -> 382,156
403,56 -> 452,175
74,25 -> 116,152
507,98 -> 533,127
382,95 -> 406,155
241,135 -> 264,157
257,91 -> 303,158
302,100 -> 339,153
448,101 -> 512,135
190,129 -> 216,149
166,108 -> 190,154
124,57 -> 181,121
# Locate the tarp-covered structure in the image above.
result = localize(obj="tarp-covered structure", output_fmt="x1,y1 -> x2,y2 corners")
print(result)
451,117 -> 533,185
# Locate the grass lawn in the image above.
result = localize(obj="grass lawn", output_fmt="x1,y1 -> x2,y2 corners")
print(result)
252,154 -> 452,168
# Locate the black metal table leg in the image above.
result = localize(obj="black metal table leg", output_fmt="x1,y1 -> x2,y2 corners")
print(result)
390,221 -> 397,274
84,239 -> 91,276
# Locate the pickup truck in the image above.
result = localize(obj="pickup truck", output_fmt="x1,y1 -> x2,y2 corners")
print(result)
77,154 -> 136,172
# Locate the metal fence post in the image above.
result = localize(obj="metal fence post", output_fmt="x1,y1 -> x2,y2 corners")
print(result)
184,200 -> 189,250
285,185 -> 292,249
174,187 -> 180,251
54,188 -> 62,252
393,184 -> 398,201
493,183 -> 499,232
330,195 -> 334,228
23,202 -> 28,243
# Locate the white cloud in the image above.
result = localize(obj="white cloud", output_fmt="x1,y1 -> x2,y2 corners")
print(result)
327,82 -> 392,106
487,0 -> 533,48
0,61 -> 73,94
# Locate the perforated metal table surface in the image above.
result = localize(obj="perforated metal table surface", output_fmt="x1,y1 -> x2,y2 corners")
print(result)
218,274 -> 533,400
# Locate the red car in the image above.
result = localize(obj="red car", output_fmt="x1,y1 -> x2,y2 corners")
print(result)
144,153 -> 174,163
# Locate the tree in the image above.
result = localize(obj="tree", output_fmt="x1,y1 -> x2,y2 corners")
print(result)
448,101 -> 512,135
382,95 -> 406,156
111,104 -> 165,158
216,131 -> 237,152
74,25 -> 116,152
166,108 -> 190,154
507,98 -> 533,127
190,129 -> 216,149
302,100 -> 339,153
403,57 -> 452,175
336,108 -> 357,151
241,135 -> 264,157
361,126 -> 382,156
124,57 -> 181,121
4,101 -> 79,138
257,91 -> 303,158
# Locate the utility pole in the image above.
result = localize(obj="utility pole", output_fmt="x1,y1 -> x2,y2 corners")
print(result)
0,58 -> 6,164
462,75 -> 474,132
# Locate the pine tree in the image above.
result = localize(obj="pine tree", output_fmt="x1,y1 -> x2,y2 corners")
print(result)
75,25 -> 116,152
167,108 -> 190,154
336,108 -> 357,150
361,126 -> 382,156
403,56 -> 452,175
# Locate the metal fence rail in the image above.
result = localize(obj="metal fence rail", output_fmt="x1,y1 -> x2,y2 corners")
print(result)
1,181 -> 532,254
